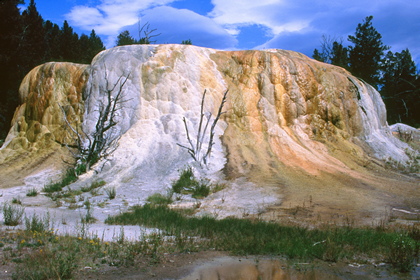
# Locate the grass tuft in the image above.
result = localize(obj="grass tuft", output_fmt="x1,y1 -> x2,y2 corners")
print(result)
24,213 -> 50,233
43,168 -> 78,193
26,187 -> 38,197
146,193 -> 173,206
172,167 -> 211,198
2,202 -> 25,226
105,187 -> 116,199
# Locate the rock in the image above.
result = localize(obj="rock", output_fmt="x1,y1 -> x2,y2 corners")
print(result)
0,45 -> 418,218
390,123 -> 420,141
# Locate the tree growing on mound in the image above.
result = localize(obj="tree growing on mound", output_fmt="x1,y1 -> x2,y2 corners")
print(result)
61,70 -> 130,172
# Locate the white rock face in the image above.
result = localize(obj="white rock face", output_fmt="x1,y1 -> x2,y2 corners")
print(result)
1,44 -> 418,220
78,45 -> 229,203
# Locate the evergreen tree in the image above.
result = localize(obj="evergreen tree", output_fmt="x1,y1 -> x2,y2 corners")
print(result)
0,0 -> 106,139
88,29 -> 105,60
116,30 -> 137,46
181,39 -> 192,45
59,20 -> 79,61
348,16 -> 389,88
0,0 -> 23,139
44,20 -> 61,61
381,49 -> 419,125
312,48 -> 325,63
312,36 -> 348,69
20,0 -> 47,70
330,42 -> 349,69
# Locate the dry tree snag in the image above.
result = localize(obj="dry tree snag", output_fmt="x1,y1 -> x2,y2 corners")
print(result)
60,70 -> 130,172
178,89 -> 228,166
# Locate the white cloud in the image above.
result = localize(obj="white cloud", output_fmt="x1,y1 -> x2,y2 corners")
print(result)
64,0 -> 420,64
208,0 -> 420,64
66,0 -> 177,35
126,6 -> 237,49
209,0 -> 312,36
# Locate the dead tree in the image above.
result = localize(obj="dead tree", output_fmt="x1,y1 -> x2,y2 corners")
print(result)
178,89 -> 228,166
60,70 -> 130,172
138,21 -> 161,44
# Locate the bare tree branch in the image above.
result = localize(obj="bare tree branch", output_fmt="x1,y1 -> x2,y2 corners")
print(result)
178,89 -> 228,166
61,65 -> 131,172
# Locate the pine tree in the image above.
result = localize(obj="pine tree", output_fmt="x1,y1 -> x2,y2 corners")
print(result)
330,42 -> 349,69
312,36 -> 348,69
20,0 -> 47,69
312,49 -> 325,63
59,20 -> 79,61
381,49 -> 419,125
348,16 -> 389,88
88,30 -> 105,59
116,30 -> 137,46
0,0 -> 24,139
44,20 -> 61,61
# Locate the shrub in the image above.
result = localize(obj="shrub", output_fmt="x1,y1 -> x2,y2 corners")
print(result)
26,187 -> 38,197
81,180 -> 106,193
81,200 -> 96,223
387,234 -> 417,272
191,182 -> 210,199
171,167 -> 211,199
172,167 -> 195,194
2,202 -> 24,226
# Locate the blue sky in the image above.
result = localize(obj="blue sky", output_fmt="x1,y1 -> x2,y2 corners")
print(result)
25,0 -> 420,67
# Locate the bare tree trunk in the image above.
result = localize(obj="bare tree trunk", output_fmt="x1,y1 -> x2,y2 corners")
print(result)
178,89 -> 228,166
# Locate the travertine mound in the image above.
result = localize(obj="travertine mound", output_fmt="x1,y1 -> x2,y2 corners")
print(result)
1,45 -> 418,219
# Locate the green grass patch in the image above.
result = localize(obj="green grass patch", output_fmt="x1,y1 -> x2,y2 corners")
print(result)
81,180 -> 106,193
146,193 -> 173,206
26,187 -> 38,197
43,168 -> 78,193
172,167 -> 211,199
105,204 -> 419,269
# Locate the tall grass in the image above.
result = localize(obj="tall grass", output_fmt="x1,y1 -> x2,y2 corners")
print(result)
105,204 -> 419,268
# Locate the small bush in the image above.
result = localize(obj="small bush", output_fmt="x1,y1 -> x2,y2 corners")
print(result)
171,167 -> 211,198
172,167 -> 196,194
81,200 -> 96,223
43,182 -> 64,193
26,188 -> 38,197
91,180 -> 106,189
2,202 -> 25,226
387,234 -> 416,272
